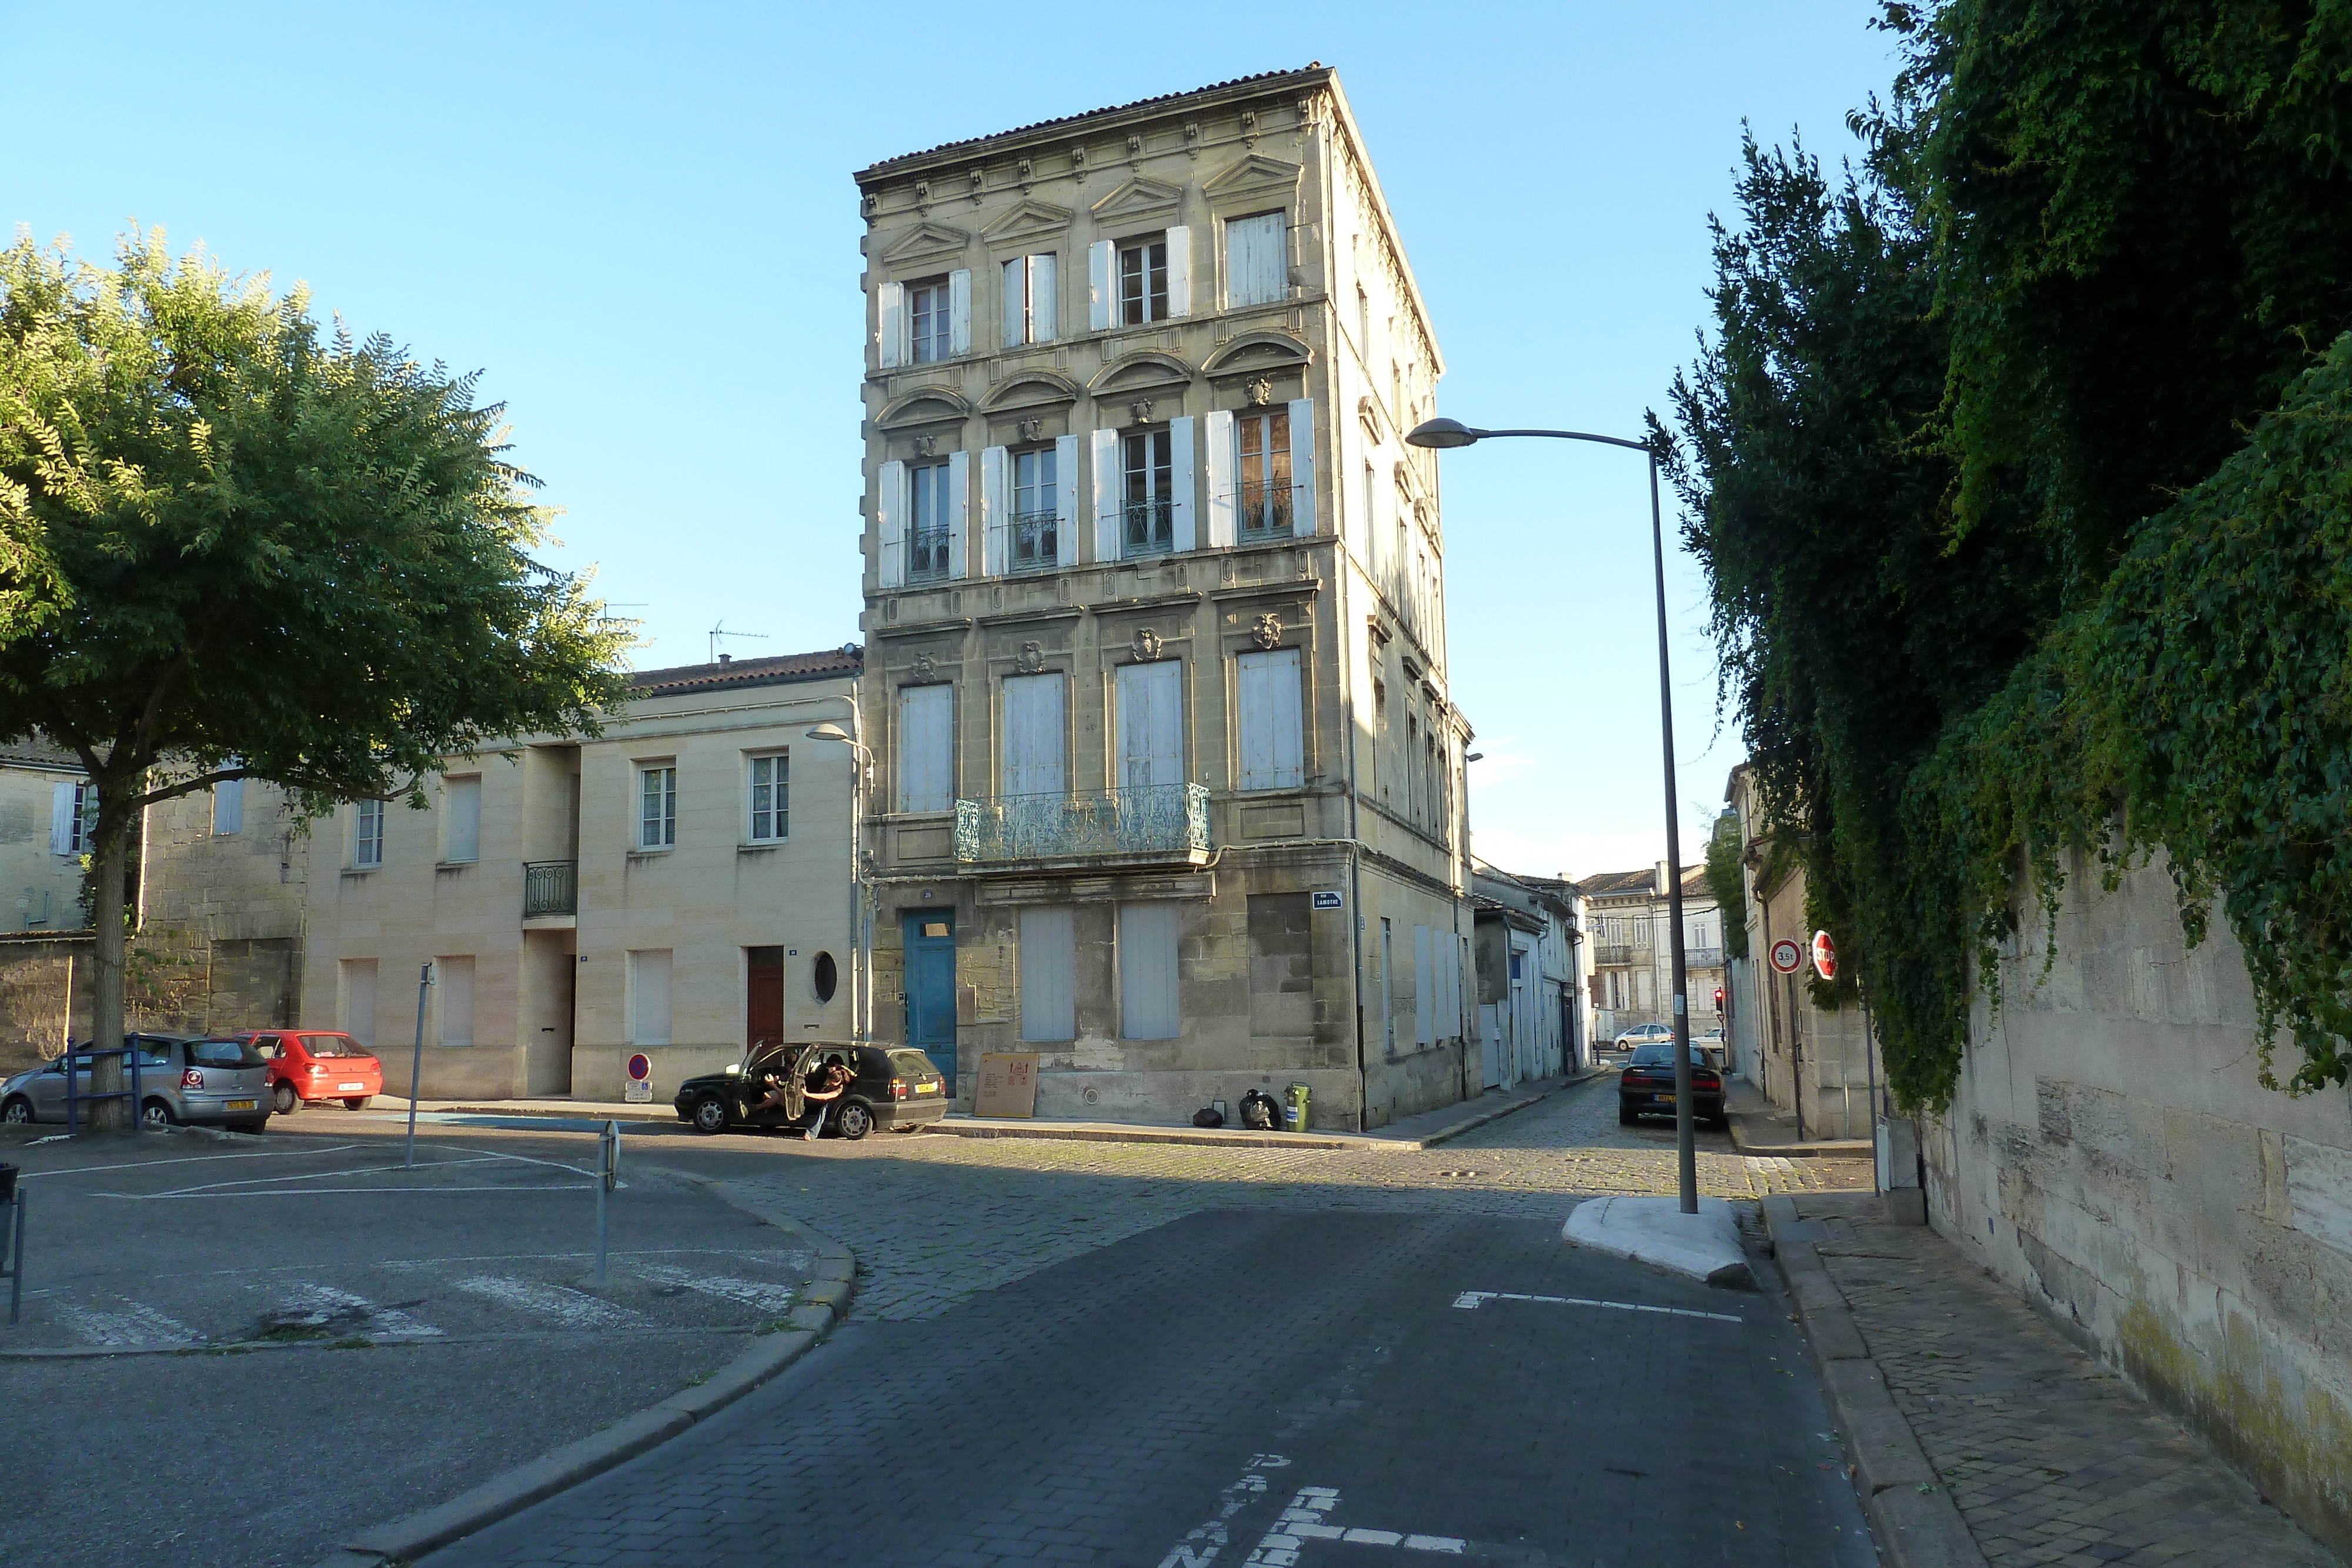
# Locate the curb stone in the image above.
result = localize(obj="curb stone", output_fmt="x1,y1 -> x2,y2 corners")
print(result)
308,1168 -> 854,1568
1761,1196 -> 1986,1568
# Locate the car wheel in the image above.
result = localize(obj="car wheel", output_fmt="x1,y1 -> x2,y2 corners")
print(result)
833,1102 -> 874,1141
691,1095 -> 731,1135
1617,1102 -> 1638,1126
272,1082 -> 299,1116
342,1096 -> 370,1111
141,1098 -> 178,1131
1,1096 -> 31,1125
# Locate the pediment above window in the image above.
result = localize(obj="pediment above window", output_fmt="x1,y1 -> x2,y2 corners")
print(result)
979,372 -> 1080,412
1202,153 -> 1302,205
877,387 -> 973,430
1088,351 -> 1194,396
1202,332 -> 1312,377
980,199 -> 1074,248
880,222 -> 971,267
1088,175 -> 1186,230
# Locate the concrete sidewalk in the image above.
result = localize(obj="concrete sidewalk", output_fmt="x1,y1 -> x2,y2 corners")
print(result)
379,1068 -> 1604,1153
1726,1076 -> 1872,1157
1767,1190 -> 2337,1568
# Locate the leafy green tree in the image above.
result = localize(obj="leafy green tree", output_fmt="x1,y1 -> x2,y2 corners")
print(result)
1701,811 -> 1749,962
0,230 -> 628,1130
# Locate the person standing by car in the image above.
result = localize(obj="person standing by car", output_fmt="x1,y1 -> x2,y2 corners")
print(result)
801,1052 -> 851,1141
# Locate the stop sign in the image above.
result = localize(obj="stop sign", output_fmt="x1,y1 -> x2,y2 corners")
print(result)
1812,930 -> 1838,981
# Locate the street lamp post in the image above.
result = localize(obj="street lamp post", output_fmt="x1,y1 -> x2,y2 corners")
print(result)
1406,417 -> 1698,1214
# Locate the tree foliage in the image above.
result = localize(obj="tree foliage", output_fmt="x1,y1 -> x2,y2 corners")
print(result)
0,229 -> 629,1125
1702,811 -> 1750,962
1669,2 -> 2352,1109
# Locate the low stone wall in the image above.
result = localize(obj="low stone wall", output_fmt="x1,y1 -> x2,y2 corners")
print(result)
1925,851 -> 2352,1557
0,930 -> 300,1078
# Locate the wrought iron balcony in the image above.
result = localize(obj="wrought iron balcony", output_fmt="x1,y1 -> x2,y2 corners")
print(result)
1596,944 -> 1640,967
907,526 -> 951,581
1236,480 -> 1294,540
523,860 -> 577,918
1121,499 -> 1174,556
954,784 -> 1211,865
1683,946 -> 1724,969
1009,509 -> 1061,573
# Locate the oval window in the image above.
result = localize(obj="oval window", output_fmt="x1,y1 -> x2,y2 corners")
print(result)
812,951 -> 838,1004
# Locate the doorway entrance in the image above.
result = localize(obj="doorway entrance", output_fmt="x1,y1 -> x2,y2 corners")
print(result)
903,912 -> 957,1090
747,946 -> 784,1055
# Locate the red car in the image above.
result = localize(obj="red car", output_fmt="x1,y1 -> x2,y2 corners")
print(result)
239,1031 -> 385,1115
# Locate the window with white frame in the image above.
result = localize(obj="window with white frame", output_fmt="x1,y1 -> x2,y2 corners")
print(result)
51,780 -> 99,857
748,752 -> 789,842
638,764 -> 676,848
1224,212 -> 1287,309
353,797 -> 385,867
1235,409 -> 1292,537
907,275 -> 952,363
442,774 -> 481,863
1118,234 -> 1168,325
908,460 -> 953,581
1235,647 -> 1304,791
1010,446 -> 1058,571
1001,253 -> 1057,346
898,684 -> 954,813
1120,429 -> 1174,555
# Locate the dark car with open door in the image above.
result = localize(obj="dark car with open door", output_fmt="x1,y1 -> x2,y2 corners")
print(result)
674,1042 -> 948,1139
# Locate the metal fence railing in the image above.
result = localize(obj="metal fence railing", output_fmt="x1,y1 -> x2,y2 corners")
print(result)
523,860 -> 577,918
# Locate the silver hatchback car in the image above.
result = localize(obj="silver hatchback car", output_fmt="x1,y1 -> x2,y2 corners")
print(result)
0,1034 -> 273,1134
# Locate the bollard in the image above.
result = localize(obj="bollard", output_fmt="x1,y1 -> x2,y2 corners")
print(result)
3,1186 -> 23,1328
1284,1082 -> 1311,1133
594,1120 -> 619,1284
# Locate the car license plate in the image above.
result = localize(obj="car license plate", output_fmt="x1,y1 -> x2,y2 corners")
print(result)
338,1082 -> 364,1092
226,1099 -> 256,1111
1657,1094 -> 1676,1104
916,1082 -> 938,1094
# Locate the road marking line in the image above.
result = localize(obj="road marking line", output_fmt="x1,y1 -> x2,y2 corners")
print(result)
1246,1489 -> 1466,1562
273,1282 -> 444,1339
1451,1289 -> 1742,1324
54,1298 -> 200,1348
1156,1454 -> 1289,1567
105,1184 -> 594,1199
16,1143 -> 369,1179
128,1155 -> 503,1197
451,1275 -> 645,1329
629,1263 -> 800,1313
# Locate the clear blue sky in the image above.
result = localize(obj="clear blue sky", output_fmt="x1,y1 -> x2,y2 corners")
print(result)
4,0 -> 1900,881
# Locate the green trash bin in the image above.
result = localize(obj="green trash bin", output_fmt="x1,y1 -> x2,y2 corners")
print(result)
1284,1082 -> 1311,1132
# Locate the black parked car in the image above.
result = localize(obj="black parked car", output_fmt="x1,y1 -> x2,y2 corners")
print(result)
673,1042 -> 948,1140
1617,1041 -> 1728,1130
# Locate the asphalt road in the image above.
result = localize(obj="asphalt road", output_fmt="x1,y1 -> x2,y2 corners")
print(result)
426,1206 -> 1873,1568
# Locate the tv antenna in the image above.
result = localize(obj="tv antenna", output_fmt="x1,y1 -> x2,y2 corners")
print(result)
710,620 -> 771,663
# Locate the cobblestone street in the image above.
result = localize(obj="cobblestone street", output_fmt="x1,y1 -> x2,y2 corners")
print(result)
666,1070 -> 1873,1320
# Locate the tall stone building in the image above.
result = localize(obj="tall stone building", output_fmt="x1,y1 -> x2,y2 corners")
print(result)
850,66 -> 1473,1129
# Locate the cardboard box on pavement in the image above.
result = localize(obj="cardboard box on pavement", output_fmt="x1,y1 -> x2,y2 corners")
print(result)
974,1054 -> 1038,1118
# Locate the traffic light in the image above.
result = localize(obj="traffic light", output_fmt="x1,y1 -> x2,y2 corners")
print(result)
1713,987 -> 1725,1011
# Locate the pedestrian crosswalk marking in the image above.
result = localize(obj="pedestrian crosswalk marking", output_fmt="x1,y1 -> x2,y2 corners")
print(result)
628,1262 -> 800,1313
1451,1289 -> 1742,1324
452,1275 -> 644,1329
1247,1488 -> 1466,1562
54,1298 -> 199,1348
272,1282 -> 445,1339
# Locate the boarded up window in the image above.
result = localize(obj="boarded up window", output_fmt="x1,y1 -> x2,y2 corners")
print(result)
1225,210 -> 1287,308
436,955 -> 476,1048
443,776 -> 481,862
1248,892 -> 1314,1038
1116,660 -> 1184,788
1020,905 -> 1076,1042
899,684 -> 953,813
1118,901 -> 1181,1041
1001,673 -> 1066,797
1236,648 -> 1304,791
630,949 -> 672,1046
1414,924 -> 1434,1047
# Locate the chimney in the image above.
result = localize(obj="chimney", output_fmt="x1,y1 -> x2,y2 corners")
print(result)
718,653 -> 732,665
1655,859 -> 1670,898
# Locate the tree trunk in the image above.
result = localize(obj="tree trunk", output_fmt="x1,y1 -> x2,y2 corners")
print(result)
86,797 -> 132,1135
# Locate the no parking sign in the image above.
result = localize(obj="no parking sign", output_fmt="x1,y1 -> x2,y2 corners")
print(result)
623,1052 -> 652,1104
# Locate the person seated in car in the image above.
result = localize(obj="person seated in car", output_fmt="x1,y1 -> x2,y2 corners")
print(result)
800,1052 -> 853,1141
750,1047 -> 804,1119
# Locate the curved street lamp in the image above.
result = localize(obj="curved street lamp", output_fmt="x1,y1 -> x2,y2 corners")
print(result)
1406,416 -> 1699,1215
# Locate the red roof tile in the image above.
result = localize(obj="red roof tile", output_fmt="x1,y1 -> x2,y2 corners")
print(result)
629,646 -> 863,698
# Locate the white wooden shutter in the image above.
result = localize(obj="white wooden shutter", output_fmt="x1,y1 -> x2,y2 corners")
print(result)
877,460 -> 908,588
1225,213 -> 1285,307
1031,252 -> 1057,340
1235,648 -> 1304,790
212,776 -> 244,835
1001,673 -> 1065,797
1168,415 -> 1195,553
1202,409 -> 1236,547
1164,225 -> 1191,316
1288,398 -> 1316,534
898,684 -> 953,813
1001,259 -> 1025,349
947,449 -> 970,579
444,776 -> 480,862
49,780 -> 75,855
340,958 -> 377,1047
1088,240 -> 1114,332
629,950 -> 671,1047
877,281 -> 904,369
437,955 -> 476,1047
1118,901 -> 1181,1041
1091,427 -> 1120,563
980,446 -> 1008,577
1051,434 -> 1078,566
1414,925 -> 1434,1045
948,268 -> 971,356
1019,905 -> 1076,1042
1116,660 -> 1183,788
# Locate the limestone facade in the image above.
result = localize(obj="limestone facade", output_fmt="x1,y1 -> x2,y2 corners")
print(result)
0,741 -> 95,934
298,650 -> 862,1102
850,66 -> 1474,1129
1577,862 -> 1726,1049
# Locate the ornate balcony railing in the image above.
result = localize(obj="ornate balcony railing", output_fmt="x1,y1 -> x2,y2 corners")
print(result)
954,783 -> 1211,864
1121,499 -> 1174,556
1235,480 -> 1293,539
1683,946 -> 1723,969
1009,509 -> 1061,572
907,526 -> 951,581
523,860 -> 577,918
1596,944 -> 1641,968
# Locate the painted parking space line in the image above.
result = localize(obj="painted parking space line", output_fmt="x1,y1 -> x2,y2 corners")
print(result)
1250,1487 -> 1467,1561
450,1275 -> 646,1329
1156,1452 -> 1290,1568
15,1142 -> 370,1181
628,1262 -> 801,1313
1450,1289 -> 1742,1325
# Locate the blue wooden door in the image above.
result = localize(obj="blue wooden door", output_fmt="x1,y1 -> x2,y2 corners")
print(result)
904,912 -> 958,1090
